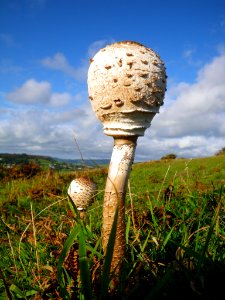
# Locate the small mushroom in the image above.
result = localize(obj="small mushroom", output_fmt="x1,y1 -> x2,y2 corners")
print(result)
87,41 -> 167,273
67,177 -> 97,219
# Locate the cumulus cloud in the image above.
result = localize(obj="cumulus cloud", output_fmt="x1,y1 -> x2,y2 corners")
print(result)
41,40 -> 114,81
138,53 -> 225,159
49,92 -> 72,107
0,101 -> 111,159
6,79 -> 51,104
41,52 -> 87,81
6,78 -> 72,107
42,53 -> 73,73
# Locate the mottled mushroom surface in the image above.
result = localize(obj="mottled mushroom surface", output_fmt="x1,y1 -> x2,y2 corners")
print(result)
88,41 -> 167,136
68,177 -> 97,211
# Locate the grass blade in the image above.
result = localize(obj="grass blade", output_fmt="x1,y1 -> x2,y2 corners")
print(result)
162,227 -> 174,249
67,193 -> 80,219
79,224 -> 93,300
100,208 -> 118,300
198,190 -> 223,268
126,215 -> 131,244
140,230 -> 151,253
58,224 -> 80,299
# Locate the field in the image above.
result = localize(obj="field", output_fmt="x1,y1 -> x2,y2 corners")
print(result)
0,154 -> 225,299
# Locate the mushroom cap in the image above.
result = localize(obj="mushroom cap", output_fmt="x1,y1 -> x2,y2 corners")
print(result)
88,41 -> 167,137
67,177 -> 97,211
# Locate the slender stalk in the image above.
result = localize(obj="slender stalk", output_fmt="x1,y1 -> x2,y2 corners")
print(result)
7,232 -> 18,279
102,136 -> 137,273
128,180 -> 136,231
31,203 -> 39,273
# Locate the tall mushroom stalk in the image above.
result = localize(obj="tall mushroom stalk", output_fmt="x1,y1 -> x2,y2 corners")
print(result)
88,41 -> 167,273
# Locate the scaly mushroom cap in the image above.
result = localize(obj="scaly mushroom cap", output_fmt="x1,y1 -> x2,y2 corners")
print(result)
68,177 -> 97,211
88,41 -> 167,137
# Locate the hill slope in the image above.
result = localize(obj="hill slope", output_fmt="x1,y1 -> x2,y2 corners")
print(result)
0,153 -> 109,169
130,155 -> 225,199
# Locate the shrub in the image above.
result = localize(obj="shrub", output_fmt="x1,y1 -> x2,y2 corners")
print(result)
161,153 -> 177,160
215,147 -> 225,156
9,162 -> 41,179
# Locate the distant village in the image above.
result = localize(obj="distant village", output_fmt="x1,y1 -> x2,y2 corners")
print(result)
0,153 -> 108,171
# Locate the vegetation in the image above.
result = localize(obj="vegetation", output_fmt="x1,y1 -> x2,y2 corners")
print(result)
160,153 -> 177,160
0,153 -> 55,166
0,154 -> 225,299
0,153 -> 109,171
215,147 -> 225,156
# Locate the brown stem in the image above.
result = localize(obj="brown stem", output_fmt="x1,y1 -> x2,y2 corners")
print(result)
102,136 -> 137,273
79,210 -> 86,220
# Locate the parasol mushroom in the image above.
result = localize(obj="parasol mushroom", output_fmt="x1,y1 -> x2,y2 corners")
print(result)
87,41 -> 167,272
68,177 -> 97,219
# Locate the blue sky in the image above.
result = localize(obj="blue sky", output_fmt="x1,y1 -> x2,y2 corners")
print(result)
0,0 -> 225,161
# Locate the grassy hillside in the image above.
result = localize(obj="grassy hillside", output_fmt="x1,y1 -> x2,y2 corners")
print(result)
0,153 -> 55,165
0,154 -> 224,299
130,155 -> 225,197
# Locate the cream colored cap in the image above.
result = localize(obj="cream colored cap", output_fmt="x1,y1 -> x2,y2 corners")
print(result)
68,177 -> 97,211
88,41 -> 166,137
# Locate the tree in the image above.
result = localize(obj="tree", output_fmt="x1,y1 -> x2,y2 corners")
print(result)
161,153 -> 177,160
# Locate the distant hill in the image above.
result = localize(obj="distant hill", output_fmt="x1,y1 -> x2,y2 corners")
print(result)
0,153 -> 109,169
0,153 -> 54,164
53,157 -> 110,167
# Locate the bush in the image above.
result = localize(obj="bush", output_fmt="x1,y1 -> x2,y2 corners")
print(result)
215,147 -> 225,156
9,162 -> 41,179
161,153 -> 177,160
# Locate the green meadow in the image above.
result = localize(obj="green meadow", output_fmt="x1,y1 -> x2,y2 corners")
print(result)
0,154 -> 225,299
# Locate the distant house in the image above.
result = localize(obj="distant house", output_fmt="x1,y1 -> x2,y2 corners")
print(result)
49,164 -> 56,170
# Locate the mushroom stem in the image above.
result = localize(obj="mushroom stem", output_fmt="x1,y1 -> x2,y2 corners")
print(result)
79,210 -> 86,220
102,136 -> 137,272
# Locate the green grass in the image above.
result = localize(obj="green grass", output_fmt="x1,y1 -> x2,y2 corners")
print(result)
0,155 -> 225,299
130,156 -> 225,196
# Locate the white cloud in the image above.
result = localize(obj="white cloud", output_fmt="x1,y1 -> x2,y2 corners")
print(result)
40,40 -> 114,81
50,92 -> 72,107
41,53 -> 70,71
183,48 -> 195,59
136,134 -> 225,161
6,79 -> 51,104
0,101 -> 111,159
156,54 -> 225,132
182,45 -> 202,67
88,39 -> 114,58
41,52 -> 87,81
6,78 -> 72,107
197,54 -> 225,86
137,53 -> 225,159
